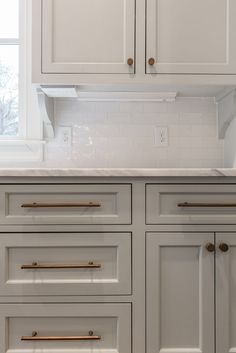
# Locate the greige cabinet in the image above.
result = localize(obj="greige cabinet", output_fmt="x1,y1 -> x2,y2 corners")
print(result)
0,184 -> 132,224
146,0 -> 236,74
41,0 -> 135,74
146,232 -> 215,353
146,184 -> 236,224
216,233 -> 236,353
1,178 -> 236,353
0,303 -> 132,353
32,0 -> 236,84
0,233 -> 131,296
146,231 -> 236,353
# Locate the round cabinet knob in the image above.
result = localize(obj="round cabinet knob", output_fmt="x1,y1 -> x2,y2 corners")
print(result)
219,243 -> 229,252
148,57 -> 155,66
127,58 -> 134,66
206,243 -> 215,252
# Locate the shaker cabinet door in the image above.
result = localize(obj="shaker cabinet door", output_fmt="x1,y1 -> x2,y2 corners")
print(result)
42,0 -> 135,74
146,0 -> 236,74
146,232 -> 215,353
216,233 -> 236,353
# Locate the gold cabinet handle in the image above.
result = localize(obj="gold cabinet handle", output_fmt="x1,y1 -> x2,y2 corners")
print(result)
21,331 -> 101,341
148,57 -> 155,65
205,243 -> 215,252
219,243 -> 229,252
127,58 -> 134,66
21,202 -> 101,208
178,202 -> 236,208
21,261 -> 101,269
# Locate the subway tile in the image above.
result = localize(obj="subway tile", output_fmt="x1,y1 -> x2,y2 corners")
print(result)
44,98 -> 223,168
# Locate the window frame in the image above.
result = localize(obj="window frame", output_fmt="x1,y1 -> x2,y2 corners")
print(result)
0,0 -> 43,162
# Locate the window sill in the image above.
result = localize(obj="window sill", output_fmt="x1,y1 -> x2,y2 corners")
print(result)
0,140 -> 44,162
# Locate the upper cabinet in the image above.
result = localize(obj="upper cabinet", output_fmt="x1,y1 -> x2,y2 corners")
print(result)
146,0 -> 236,74
32,0 -> 236,84
41,0 -> 135,74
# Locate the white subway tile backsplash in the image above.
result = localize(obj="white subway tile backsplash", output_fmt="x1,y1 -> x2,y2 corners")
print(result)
43,97 -> 223,168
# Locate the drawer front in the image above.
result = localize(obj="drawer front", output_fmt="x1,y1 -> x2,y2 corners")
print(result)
146,184 -> 236,224
0,184 -> 131,225
0,233 -> 131,296
0,303 -> 131,353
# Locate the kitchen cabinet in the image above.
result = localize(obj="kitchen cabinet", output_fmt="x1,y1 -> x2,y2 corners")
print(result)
0,184 -> 132,225
41,0 -> 135,74
216,233 -> 236,353
32,0 -> 236,84
0,303 -> 132,353
0,233 -> 131,296
146,230 -> 236,353
146,184 -> 236,224
1,176 -> 236,353
146,0 -> 236,74
146,232 -> 215,353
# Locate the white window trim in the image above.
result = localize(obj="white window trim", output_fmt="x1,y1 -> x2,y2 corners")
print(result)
0,0 -> 44,163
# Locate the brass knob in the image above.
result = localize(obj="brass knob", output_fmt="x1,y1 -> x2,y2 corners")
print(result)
148,57 -> 155,66
206,243 -> 215,252
219,243 -> 229,252
127,58 -> 134,66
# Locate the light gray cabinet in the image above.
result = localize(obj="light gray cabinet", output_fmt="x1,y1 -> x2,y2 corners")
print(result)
0,303 -> 132,353
32,0 -> 236,84
41,0 -> 135,74
0,233 -> 131,296
146,232 -> 215,353
146,0 -> 236,74
0,178 -> 236,353
0,184 -> 132,225
146,184 -> 236,224
146,231 -> 236,353
216,233 -> 236,353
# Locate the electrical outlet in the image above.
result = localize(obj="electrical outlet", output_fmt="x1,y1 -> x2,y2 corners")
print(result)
58,126 -> 72,147
155,126 -> 169,147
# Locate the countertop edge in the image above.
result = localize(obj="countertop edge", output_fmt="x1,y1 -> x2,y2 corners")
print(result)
0,168 -> 234,177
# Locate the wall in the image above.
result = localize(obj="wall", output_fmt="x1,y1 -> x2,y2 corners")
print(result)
43,97 -> 223,168
224,117 -> 236,168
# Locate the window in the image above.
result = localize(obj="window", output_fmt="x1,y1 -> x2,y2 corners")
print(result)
0,0 -> 19,136
0,0 -> 43,162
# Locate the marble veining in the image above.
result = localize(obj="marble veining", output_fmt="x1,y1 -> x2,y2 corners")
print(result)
0,168 -> 235,177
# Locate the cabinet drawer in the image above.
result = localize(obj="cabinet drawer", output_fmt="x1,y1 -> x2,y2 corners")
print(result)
0,303 -> 131,353
146,184 -> 236,224
0,233 -> 131,296
0,184 -> 131,225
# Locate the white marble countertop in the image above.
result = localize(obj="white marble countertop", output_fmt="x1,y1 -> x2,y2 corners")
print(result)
0,168 -> 235,177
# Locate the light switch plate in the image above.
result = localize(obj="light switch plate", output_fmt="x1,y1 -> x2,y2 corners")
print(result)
58,126 -> 72,147
155,126 -> 169,147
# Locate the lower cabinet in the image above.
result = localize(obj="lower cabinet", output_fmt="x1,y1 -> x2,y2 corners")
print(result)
0,303 -> 132,353
0,233 -> 131,296
146,232 -> 215,353
146,232 -> 236,353
216,233 -> 236,353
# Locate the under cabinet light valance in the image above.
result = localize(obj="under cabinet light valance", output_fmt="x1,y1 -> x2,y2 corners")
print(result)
40,86 -> 177,102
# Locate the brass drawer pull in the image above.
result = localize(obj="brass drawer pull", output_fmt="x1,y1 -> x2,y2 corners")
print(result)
178,202 -> 236,208
21,202 -> 101,208
21,261 -> 101,269
21,331 -> 101,341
